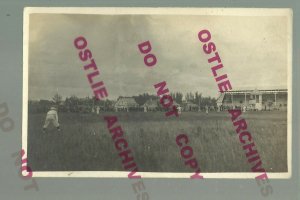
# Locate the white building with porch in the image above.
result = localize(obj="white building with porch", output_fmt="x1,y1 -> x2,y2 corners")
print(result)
217,89 -> 288,111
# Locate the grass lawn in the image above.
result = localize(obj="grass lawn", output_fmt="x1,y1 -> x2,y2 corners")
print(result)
27,111 -> 287,173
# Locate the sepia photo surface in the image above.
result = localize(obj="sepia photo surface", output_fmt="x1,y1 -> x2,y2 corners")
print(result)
23,7 -> 292,178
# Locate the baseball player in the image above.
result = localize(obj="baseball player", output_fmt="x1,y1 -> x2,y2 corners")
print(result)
205,105 -> 209,114
43,106 -> 61,132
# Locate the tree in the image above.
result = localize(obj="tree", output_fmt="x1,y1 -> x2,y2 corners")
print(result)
185,92 -> 195,102
65,95 -> 79,112
104,99 -> 114,111
133,93 -> 157,106
195,92 -> 202,106
170,92 -> 176,102
175,92 -> 183,104
52,93 -> 62,106
185,93 -> 189,102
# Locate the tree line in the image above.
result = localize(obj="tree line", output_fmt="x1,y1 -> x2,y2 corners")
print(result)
133,92 -> 216,106
28,92 -> 217,113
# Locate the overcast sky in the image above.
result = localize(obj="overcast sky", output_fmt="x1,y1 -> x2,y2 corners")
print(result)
28,13 -> 289,100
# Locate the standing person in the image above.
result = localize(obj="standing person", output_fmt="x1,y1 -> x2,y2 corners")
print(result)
243,105 -> 247,112
43,106 -> 61,132
96,106 -> 100,114
205,105 -> 209,114
177,106 -> 182,115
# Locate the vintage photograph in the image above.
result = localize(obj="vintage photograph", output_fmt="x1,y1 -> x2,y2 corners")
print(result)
23,8 -> 292,178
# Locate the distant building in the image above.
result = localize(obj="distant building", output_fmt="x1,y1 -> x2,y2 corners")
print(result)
114,97 -> 139,112
182,101 -> 199,111
143,99 -> 159,112
217,89 -> 288,111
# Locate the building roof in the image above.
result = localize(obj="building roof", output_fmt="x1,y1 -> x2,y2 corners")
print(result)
143,99 -> 158,107
115,97 -> 139,107
221,89 -> 287,95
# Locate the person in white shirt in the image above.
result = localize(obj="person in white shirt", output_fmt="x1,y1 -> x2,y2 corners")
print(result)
96,106 -> 100,114
43,106 -> 61,132
242,105 -> 247,112
205,105 -> 209,114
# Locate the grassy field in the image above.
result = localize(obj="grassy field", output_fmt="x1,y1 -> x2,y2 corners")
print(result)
27,111 -> 287,173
